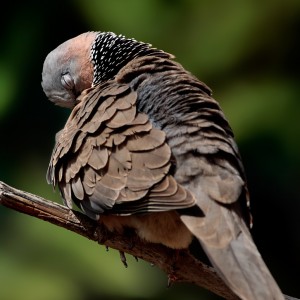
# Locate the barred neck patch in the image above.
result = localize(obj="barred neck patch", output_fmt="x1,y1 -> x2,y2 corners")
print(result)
90,32 -> 170,85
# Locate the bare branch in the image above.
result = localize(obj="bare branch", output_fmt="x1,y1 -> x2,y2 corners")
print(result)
0,181 -> 296,300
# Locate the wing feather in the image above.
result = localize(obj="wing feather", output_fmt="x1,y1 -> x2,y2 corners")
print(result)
48,81 -> 195,218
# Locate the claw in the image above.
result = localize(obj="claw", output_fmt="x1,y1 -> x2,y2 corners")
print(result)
119,251 -> 128,268
167,273 -> 178,288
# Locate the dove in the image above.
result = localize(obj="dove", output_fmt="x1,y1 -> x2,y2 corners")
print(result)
42,31 -> 284,300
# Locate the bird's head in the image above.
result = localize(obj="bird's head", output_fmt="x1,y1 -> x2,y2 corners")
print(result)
42,31 -> 171,108
41,32 -> 97,108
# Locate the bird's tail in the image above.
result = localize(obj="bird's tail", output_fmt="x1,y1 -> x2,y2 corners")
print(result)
180,207 -> 284,300
201,229 -> 284,300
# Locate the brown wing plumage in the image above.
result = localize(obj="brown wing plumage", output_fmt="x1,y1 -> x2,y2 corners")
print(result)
47,82 -> 195,220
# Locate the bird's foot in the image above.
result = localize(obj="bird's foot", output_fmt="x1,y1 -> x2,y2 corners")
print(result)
121,228 -> 140,264
95,224 -> 138,267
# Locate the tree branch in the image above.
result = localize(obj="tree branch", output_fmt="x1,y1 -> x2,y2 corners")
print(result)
0,181 -> 297,300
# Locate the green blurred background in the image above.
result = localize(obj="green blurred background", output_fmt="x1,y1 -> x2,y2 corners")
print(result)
0,0 -> 299,299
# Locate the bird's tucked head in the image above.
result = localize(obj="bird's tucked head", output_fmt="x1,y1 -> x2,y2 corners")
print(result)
42,31 -> 170,108
41,32 -> 97,108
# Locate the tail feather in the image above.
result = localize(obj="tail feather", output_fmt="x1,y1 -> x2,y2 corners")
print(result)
180,204 -> 284,300
201,229 -> 284,300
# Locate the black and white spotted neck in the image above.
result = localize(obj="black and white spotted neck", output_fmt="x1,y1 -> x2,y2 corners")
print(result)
90,32 -> 171,85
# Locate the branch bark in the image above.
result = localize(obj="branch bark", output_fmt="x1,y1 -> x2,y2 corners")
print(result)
0,181 -> 297,300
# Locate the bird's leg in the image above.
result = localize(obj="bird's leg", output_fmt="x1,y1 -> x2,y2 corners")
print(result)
95,223 -> 114,253
167,274 -> 177,288
167,249 -> 181,287
96,223 -> 109,244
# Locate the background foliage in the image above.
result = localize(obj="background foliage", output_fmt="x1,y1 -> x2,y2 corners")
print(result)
0,0 -> 299,299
